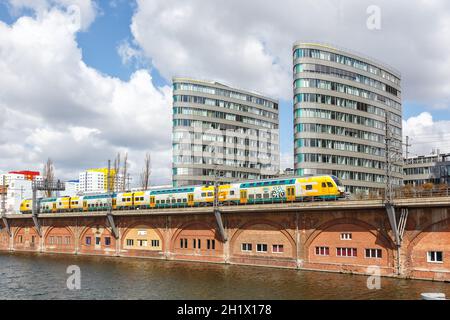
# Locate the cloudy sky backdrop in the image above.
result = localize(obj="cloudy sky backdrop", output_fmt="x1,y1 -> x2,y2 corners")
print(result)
1,0 -> 450,185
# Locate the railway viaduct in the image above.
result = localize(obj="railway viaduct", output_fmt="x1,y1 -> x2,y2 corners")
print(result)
1,197 -> 450,282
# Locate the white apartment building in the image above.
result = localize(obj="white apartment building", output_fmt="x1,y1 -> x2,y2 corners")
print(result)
0,173 -> 44,214
78,171 -> 105,193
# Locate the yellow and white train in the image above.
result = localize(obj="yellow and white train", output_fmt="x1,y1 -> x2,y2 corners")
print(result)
20,175 -> 345,214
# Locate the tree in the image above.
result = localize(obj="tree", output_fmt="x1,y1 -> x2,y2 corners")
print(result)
140,153 -> 152,190
43,158 -> 54,197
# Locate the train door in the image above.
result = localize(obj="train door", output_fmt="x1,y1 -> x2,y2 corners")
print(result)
286,186 -> 296,202
112,198 -> 117,210
187,193 -> 194,206
52,203 -> 57,213
83,200 -> 88,212
240,190 -> 247,204
150,196 -> 156,208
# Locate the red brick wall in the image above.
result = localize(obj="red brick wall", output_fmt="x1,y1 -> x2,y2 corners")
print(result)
229,219 -> 297,268
171,221 -> 223,262
44,227 -> 76,254
13,227 -> 40,251
79,224 -> 117,256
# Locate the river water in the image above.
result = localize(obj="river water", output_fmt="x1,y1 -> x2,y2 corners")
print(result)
0,252 -> 449,300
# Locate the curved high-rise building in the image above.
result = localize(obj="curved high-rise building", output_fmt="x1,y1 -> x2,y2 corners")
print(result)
293,42 -> 403,194
172,77 -> 280,187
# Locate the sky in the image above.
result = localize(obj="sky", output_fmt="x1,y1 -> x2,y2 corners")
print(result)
0,0 -> 450,186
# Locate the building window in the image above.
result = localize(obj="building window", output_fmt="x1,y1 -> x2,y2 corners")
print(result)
340,233 -> 352,240
86,236 -> 91,245
242,243 -> 252,252
427,251 -> 443,263
95,237 -> 101,245
197,239 -> 201,249
31,236 -> 35,244
137,240 -> 147,247
315,246 -> 330,256
365,248 -> 382,258
18,235 -> 23,243
49,236 -> 55,245
57,236 -> 62,245
180,238 -> 188,249
105,237 -> 111,246
272,244 -> 284,253
126,239 -> 134,246
151,239 -> 159,247
257,244 -> 268,253
65,236 -> 71,245
336,247 -> 357,257
207,239 -> 216,250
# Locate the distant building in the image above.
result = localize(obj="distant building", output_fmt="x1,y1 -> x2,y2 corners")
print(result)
403,153 -> 450,186
172,77 -> 280,187
62,180 -> 80,196
0,172 -> 44,214
78,168 -> 124,193
280,168 -> 295,176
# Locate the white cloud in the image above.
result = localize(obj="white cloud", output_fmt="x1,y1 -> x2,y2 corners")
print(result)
130,0 -> 450,106
0,7 -> 173,185
403,112 -> 450,156
7,0 -> 97,30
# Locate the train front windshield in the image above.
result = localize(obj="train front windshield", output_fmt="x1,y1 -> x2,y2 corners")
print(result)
331,175 -> 343,187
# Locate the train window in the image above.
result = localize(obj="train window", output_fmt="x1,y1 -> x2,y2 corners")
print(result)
306,185 -> 313,190
127,198 -> 131,202
327,182 -> 333,187
160,200 -> 165,204
230,190 -> 235,195
263,193 -> 270,199
201,193 -> 206,197
322,183 -> 326,188
249,194 -> 255,199
122,198 -> 126,202
208,192 -> 213,197
172,199 -> 176,203
177,199 -> 181,203
156,200 -> 160,204
256,194 -> 262,199
183,198 -> 187,202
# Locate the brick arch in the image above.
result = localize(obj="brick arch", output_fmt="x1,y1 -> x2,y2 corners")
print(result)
406,218 -> 450,251
170,221 -> 223,255
78,223 -> 116,254
43,226 -> 75,240
13,226 -> 40,251
304,217 -> 393,250
79,223 -> 112,240
121,221 -> 165,251
405,218 -> 450,275
43,226 -> 76,253
304,217 -> 395,268
230,219 -> 297,257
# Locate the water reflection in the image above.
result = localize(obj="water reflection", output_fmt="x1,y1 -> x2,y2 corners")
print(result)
0,252 -> 449,300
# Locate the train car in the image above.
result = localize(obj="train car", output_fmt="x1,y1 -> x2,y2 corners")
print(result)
56,196 -> 71,212
151,186 -> 195,208
40,198 -> 58,213
69,196 -> 83,212
116,192 -> 134,210
238,175 -> 344,204
20,199 -> 32,214
82,194 -> 115,212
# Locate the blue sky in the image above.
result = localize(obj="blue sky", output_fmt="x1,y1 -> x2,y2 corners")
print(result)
1,0 -> 450,182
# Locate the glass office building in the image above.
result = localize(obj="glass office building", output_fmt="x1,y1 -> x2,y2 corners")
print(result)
172,77 -> 280,187
293,42 -> 403,195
